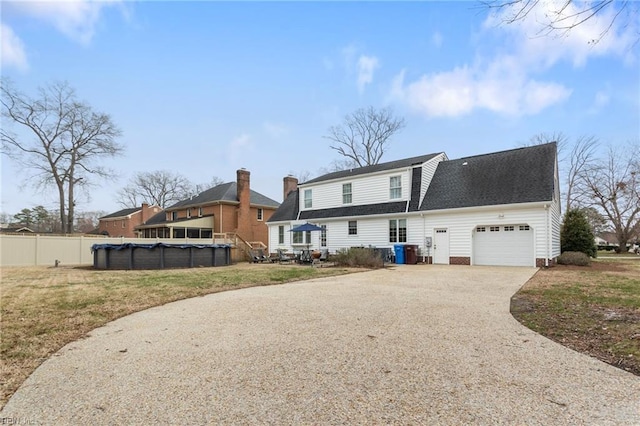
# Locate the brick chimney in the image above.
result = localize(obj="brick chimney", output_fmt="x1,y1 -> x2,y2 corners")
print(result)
141,203 -> 150,224
283,175 -> 298,201
236,168 -> 251,240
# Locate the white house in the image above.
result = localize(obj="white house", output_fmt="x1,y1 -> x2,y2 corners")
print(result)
267,143 -> 561,267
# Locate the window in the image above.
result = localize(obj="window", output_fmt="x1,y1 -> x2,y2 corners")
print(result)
519,225 -> 530,231
292,231 -> 303,244
122,220 -> 125,228
389,219 -> 407,243
257,208 -> 263,221
504,226 -> 514,231
342,183 -> 352,204
171,211 -> 178,221
187,209 -> 191,218
304,189 -> 312,208
476,227 -> 486,232
278,226 -> 284,244
305,231 -> 311,244
173,228 -> 185,238
198,207 -> 203,217
490,226 -> 500,232
320,225 -> 327,247
390,176 -> 402,199
348,220 -> 357,235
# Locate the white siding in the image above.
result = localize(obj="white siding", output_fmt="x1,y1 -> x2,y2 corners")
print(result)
422,204 -> 551,265
270,202 -> 555,264
420,153 -> 447,204
299,169 -> 412,212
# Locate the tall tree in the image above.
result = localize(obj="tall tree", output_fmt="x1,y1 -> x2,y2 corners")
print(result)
577,143 -> 640,253
483,0 -> 638,45
116,170 -> 194,208
13,208 -> 34,228
191,176 -> 225,196
324,106 -> 405,168
1,80 -> 123,233
525,133 -> 598,213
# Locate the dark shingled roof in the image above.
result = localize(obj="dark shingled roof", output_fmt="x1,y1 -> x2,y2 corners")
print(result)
299,201 -> 407,220
141,211 -> 168,226
100,207 -> 139,219
266,143 -> 557,222
420,143 -> 557,211
267,189 -> 299,222
167,182 -> 279,210
302,153 -> 442,185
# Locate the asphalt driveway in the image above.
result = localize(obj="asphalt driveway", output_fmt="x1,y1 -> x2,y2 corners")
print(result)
2,265 -> 639,424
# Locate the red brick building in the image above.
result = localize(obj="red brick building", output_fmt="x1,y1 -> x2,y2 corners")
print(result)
136,169 -> 279,248
97,203 -> 162,238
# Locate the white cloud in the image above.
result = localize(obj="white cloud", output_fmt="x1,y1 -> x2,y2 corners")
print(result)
1,23 -> 28,70
6,0 -> 124,45
391,61 -> 571,118
356,54 -> 379,94
483,0 -> 637,68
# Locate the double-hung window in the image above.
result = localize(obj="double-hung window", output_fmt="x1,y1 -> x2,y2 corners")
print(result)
304,189 -> 312,209
390,176 -> 402,199
257,208 -> 263,221
292,231 -> 303,244
389,219 -> 407,243
278,226 -> 284,244
348,220 -> 357,236
342,183 -> 352,204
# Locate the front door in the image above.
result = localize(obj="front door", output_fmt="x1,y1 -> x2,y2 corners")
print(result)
433,228 -> 449,264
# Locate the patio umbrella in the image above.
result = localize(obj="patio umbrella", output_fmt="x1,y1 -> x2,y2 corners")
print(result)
289,222 -> 323,254
289,222 -> 323,232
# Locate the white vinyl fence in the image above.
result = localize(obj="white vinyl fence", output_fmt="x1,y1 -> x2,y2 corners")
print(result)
0,234 -> 233,267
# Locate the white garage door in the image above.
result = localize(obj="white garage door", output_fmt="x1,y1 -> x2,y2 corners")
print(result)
473,225 -> 534,267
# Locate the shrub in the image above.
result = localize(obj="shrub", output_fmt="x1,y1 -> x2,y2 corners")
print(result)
332,247 -> 384,268
557,251 -> 591,266
561,209 -> 597,258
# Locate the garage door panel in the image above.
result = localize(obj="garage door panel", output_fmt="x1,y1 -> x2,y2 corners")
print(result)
474,225 -> 533,267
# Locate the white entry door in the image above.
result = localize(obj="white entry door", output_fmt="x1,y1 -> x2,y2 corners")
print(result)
433,229 -> 449,264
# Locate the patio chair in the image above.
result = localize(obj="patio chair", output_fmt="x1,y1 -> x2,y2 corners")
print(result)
319,249 -> 329,262
277,249 -> 295,264
255,248 -> 268,262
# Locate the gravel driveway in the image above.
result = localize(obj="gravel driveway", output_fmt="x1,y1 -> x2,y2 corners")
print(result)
2,265 -> 639,425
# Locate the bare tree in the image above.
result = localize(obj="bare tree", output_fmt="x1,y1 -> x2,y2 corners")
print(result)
1,80 -> 123,233
191,176 -> 225,196
524,132 -> 598,213
482,0 -> 638,45
577,143 -> 640,253
75,210 -> 107,233
324,106 -> 406,168
116,170 -> 194,209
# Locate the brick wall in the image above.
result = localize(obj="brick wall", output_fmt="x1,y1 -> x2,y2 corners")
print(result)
450,256 -> 471,265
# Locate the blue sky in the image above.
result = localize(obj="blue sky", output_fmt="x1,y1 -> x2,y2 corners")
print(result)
1,1 -> 638,217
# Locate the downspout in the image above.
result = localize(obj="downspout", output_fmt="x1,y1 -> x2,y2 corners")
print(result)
544,204 -> 550,267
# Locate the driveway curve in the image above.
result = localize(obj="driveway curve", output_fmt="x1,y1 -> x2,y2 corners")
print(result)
2,265 -> 639,424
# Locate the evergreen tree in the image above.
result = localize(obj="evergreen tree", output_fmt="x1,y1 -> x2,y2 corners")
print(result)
561,209 -> 597,257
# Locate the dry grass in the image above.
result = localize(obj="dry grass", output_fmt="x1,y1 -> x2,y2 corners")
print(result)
512,258 -> 640,376
0,263 -> 358,408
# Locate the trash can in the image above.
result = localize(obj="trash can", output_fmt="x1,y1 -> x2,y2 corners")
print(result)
405,244 -> 418,264
394,244 -> 405,264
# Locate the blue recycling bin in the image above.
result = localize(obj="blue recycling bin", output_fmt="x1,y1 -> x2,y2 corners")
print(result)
394,244 -> 405,264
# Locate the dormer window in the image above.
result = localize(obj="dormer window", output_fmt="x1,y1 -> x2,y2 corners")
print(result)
342,183 -> 352,204
304,189 -> 313,208
390,176 -> 402,199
